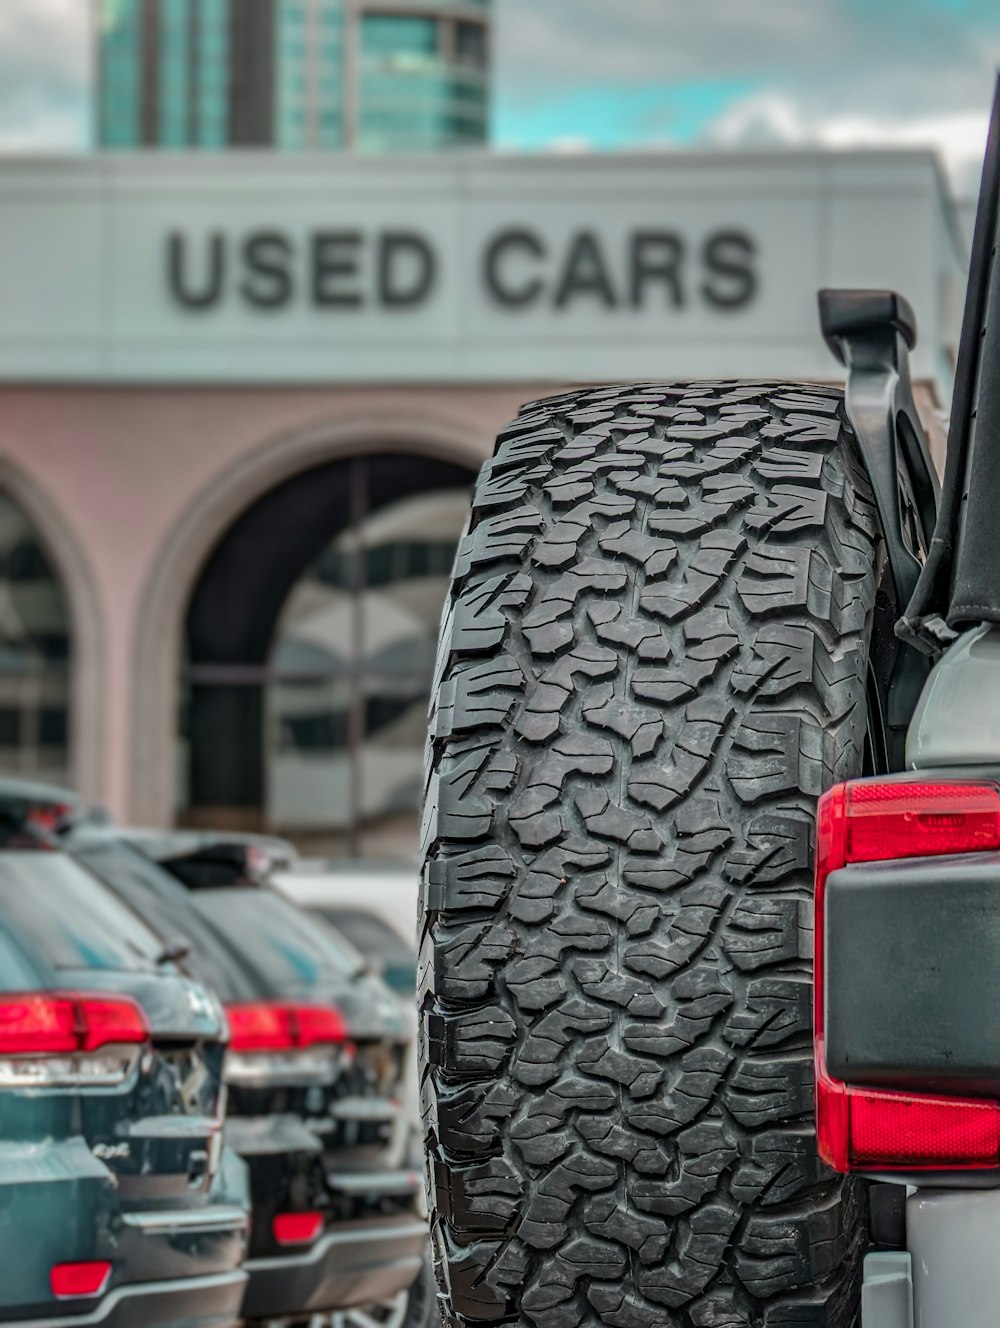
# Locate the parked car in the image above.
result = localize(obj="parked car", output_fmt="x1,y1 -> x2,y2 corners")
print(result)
272,859 -> 418,997
0,796 -> 248,1328
271,858 -> 420,1148
65,826 -> 432,1327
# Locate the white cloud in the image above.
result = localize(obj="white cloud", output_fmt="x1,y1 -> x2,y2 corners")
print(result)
0,0 -> 90,151
702,90 -> 991,195
496,0 -> 1000,195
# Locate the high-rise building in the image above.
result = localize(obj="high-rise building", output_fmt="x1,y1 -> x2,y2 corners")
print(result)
96,0 -> 491,152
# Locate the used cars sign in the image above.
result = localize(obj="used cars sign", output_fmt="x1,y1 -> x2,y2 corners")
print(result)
167,227 -> 757,313
0,151 -> 960,386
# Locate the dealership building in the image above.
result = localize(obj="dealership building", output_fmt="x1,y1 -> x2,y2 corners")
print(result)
0,147 -> 964,856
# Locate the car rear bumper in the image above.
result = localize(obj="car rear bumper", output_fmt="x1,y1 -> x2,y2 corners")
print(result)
242,1216 -> 427,1319
13,1270 -> 247,1328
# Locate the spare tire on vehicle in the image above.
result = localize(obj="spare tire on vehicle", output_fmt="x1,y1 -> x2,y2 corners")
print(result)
419,381 -> 887,1328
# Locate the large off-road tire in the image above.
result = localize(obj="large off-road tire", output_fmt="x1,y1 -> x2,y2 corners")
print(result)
419,381 -> 882,1328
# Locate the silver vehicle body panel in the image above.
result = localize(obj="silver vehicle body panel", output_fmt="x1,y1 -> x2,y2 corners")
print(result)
888,627 -> 1000,1326
906,626 -> 1000,768
906,1190 -> 1000,1328
862,1252 -> 913,1328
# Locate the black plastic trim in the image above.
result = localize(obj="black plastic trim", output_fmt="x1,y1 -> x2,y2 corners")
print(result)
818,287 -> 938,763
826,852 -> 1000,1091
905,75 -> 1000,633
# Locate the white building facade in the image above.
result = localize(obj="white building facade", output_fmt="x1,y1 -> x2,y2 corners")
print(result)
0,149 -> 964,855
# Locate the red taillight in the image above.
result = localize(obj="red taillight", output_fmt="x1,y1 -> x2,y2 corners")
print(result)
0,993 -> 148,1056
272,1211 -> 324,1247
50,1260 -> 112,1299
819,779 -> 1000,874
225,1001 -> 346,1052
77,997 -> 148,1051
815,777 -> 1000,1172
27,802 -> 74,834
292,1004 -> 348,1048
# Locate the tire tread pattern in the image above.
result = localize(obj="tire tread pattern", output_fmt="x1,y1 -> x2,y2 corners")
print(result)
419,381 -> 877,1328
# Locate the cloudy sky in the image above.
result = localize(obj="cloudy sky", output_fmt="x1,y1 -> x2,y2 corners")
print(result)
2,0 -> 998,196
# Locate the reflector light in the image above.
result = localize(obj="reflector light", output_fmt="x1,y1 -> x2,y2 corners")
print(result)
272,1211 -> 324,1247
815,777 -> 1000,1174
0,993 -> 148,1056
225,1001 -> 346,1052
820,779 -> 1000,875
50,1260 -> 112,1299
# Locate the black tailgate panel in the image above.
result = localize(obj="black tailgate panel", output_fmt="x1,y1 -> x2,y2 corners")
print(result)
825,853 -> 1000,1092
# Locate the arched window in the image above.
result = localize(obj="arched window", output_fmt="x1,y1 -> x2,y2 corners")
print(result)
179,452 -> 472,857
0,491 -> 72,784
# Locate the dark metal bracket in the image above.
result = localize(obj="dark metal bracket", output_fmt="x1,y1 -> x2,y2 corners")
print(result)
818,288 -> 943,768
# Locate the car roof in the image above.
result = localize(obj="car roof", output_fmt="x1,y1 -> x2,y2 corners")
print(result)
124,827 -> 296,860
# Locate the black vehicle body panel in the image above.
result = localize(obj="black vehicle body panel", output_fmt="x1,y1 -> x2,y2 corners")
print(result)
826,853 -> 1000,1092
905,76 -> 1000,633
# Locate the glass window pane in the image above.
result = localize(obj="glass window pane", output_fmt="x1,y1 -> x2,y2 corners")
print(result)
355,489 -> 466,675
180,456 -> 472,858
266,675 -> 353,835
73,837 -> 266,1001
317,907 -> 416,994
456,21 -> 486,65
98,0 -> 141,147
362,14 -> 439,60
0,854 -> 164,974
191,888 -> 362,992
0,493 -> 72,784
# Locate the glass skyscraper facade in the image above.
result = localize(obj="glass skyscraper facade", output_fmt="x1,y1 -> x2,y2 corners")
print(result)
96,0 -> 490,151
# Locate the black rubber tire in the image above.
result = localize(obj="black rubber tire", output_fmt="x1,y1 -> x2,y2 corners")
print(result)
419,381 -> 880,1328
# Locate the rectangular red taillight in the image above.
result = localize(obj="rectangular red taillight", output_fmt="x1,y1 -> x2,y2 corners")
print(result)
272,1210 -> 324,1247
815,777 -> 1000,1172
224,1001 -> 346,1052
50,1260 -> 112,1299
0,993 -> 149,1088
0,993 -> 148,1056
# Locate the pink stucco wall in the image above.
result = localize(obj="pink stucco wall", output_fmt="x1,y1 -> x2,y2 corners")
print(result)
0,383 -> 558,818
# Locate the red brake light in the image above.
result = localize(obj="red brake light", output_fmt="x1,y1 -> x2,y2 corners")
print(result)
821,779 -> 1000,872
815,778 -> 1000,1172
292,1004 -> 348,1048
77,997 -> 149,1052
0,993 -> 148,1056
272,1210 -> 324,1247
50,1260 -> 112,1299
225,1001 -> 346,1052
225,1002 -> 289,1051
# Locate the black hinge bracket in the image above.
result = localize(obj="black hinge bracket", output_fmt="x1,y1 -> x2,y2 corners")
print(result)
819,289 -> 944,764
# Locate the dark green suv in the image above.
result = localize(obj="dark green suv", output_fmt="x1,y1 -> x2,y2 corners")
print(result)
0,794 -> 248,1327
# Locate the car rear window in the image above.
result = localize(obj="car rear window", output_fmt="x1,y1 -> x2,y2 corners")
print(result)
70,838 -> 261,1001
317,907 -> 417,995
191,888 -> 364,994
0,852 -> 164,973
0,917 -> 55,992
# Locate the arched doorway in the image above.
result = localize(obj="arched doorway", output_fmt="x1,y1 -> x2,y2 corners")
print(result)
0,490 -> 73,785
179,451 -> 473,857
